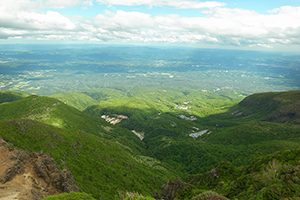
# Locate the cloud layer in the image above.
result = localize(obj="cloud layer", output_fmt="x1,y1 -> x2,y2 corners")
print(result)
1,0 -> 300,50
97,0 -> 226,9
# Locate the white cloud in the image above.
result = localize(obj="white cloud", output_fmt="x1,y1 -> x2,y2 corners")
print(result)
42,0 -> 84,9
167,1 -> 226,9
150,6 -> 300,46
97,0 -> 153,6
0,10 -> 80,31
0,0 -> 90,11
0,0 -> 84,41
18,11 -> 79,30
0,1 -> 300,50
249,43 -> 273,49
0,0 -> 83,32
92,10 -> 154,31
78,6 -> 300,48
96,0 -> 226,9
82,0 -> 94,9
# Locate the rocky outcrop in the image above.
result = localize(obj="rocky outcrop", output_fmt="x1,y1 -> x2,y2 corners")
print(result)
0,136 -> 78,200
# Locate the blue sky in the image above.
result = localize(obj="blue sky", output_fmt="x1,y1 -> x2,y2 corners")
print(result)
1,0 -> 300,51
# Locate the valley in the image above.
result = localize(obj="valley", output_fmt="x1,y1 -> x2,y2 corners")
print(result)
0,45 -> 300,199
1,45 -> 299,96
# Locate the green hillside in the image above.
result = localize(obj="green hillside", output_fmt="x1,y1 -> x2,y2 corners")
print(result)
82,89 -> 300,175
1,89 -> 300,199
82,88 -> 128,101
83,88 -> 242,141
84,96 -> 169,118
145,131 -> 300,174
119,90 -> 300,174
0,90 -> 29,103
84,87 -> 243,118
223,90 -> 300,123
0,119 -> 175,199
0,94 -> 148,153
176,148 -> 300,200
0,95 -> 108,136
50,92 -> 97,111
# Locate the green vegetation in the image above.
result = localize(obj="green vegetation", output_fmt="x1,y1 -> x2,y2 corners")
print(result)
0,90 -> 29,103
85,96 -> 168,118
0,119 -> 175,199
223,90 -> 300,124
190,191 -> 229,200
1,88 -> 300,199
50,92 -> 96,111
0,94 -> 153,154
117,192 -> 155,200
82,88 -> 128,101
43,192 -> 96,200
177,148 -> 300,200
0,95 -> 109,136
84,89 -> 300,175
43,191 -> 155,200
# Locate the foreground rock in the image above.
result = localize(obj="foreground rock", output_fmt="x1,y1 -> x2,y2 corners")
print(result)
0,136 -> 78,200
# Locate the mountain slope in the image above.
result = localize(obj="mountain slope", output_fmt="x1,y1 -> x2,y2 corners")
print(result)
176,148 -> 300,200
0,95 -> 108,137
1,89 -> 300,199
227,90 -> 300,123
0,94 -> 148,153
82,90 -> 300,175
0,119 -> 176,199
141,90 -> 300,174
50,92 -> 97,111
82,88 -> 128,101
0,90 -> 29,103
84,96 -> 171,131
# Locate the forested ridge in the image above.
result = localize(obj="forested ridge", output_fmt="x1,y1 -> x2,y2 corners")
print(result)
0,89 -> 300,199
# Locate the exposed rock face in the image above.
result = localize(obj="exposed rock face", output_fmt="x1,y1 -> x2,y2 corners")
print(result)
0,137 -> 78,200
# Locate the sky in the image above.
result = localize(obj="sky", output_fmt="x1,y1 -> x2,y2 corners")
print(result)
0,0 -> 300,51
